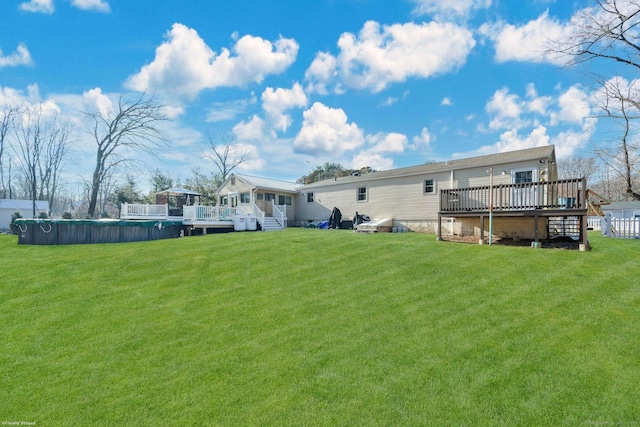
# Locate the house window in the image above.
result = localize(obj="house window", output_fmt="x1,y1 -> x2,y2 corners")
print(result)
256,193 -> 264,201
514,170 -> 533,184
240,192 -> 250,203
278,195 -> 292,205
307,192 -> 314,203
357,187 -> 367,202
231,177 -> 236,186
424,179 -> 436,195
264,193 -> 275,202
220,196 -> 227,206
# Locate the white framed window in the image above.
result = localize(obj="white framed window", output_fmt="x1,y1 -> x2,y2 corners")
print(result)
424,179 -> 436,195
307,192 -> 314,203
357,187 -> 367,202
240,192 -> 250,203
278,195 -> 292,205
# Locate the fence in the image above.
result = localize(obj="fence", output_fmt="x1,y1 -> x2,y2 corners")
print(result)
600,214 -> 640,239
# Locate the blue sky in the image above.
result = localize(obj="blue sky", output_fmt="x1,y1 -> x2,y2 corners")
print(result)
0,0 -> 618,189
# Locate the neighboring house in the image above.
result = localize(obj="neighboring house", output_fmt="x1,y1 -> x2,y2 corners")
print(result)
601,201 -> 640,219
0,199 -> 50,230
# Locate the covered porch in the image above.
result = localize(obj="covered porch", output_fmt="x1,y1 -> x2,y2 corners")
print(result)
438,178 -> 590,249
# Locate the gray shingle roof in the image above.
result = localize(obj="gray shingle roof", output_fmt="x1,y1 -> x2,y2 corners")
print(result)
236,174 -> 302,193
302,145 -> 555,189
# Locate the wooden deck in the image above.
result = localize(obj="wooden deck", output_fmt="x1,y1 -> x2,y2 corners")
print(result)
438,178 -> 589,248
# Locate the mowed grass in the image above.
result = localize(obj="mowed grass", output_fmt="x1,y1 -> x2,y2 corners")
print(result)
0,229 -> 639,426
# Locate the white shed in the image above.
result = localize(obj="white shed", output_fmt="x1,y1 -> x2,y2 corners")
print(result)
0,199 -> 50,230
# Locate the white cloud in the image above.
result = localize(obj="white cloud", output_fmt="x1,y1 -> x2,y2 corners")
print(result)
305,20 -> 475,93
206,95 -> 257,122
525,83 -> 553,115
555,85 -> 591,125
553,117 -> 596,158
351,152 -> 394,171
233,115 -> 273,143
261,82 -> 307,133
486,87 -> 526,130
441,97 -> 453,106
81,87 -> 114,117
366,132 -> 408,154
293,102 -> 364,156
0,43 -> 34,68
304,52 -> 338,95
411,0 -> 491,20
466,125 -> 551,157
70,0 -> 110,13
412,127 -> 433,148
19,0 -> 54,14
480,11 -> 572,64
126,23 -> 298,100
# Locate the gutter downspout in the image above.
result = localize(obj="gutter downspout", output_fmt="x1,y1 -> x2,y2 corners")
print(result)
450,169 -> 454,236
489,167 -> 494,245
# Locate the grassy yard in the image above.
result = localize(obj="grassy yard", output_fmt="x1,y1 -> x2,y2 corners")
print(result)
0,229 -> 639,426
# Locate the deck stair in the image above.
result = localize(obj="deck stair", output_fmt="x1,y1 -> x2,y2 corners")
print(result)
260,216 -> 285,231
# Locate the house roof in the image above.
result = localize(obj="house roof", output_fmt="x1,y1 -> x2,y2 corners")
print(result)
0,199 -> 49,210
302,145 -> 556,189
602,201 -> 640,211
233,174 -> 302,193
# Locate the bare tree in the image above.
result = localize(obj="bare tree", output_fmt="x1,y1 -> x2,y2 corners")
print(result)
203,133 -> 247,182
0,106 -> 17,199
85,93 -> 167,218
594,77 -> 640,199
549,0 -> 640,200
11,105 -> 72,215
557,154 -> 600,182
551,0 -> 640,73
39,119 -> 72,212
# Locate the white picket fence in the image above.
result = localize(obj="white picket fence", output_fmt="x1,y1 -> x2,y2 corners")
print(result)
600,215 -> 640,239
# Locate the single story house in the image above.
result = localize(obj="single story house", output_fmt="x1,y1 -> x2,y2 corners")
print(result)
216,174 -> 302,231
216,145 -> 589,246
0,199 -> 50,230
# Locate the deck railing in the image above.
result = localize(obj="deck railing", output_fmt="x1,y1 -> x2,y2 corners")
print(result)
440,178 -> 586,213
182,205 -> 236,221
121,203 -> 168,218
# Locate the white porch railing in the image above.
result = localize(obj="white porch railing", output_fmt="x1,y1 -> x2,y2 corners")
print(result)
272,201 -> 287,228
182,205 -> 236,221
252,203 -> 265,227
121,203 -> 168,219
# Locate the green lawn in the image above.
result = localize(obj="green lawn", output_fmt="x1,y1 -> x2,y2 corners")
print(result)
1,229 -> 638,426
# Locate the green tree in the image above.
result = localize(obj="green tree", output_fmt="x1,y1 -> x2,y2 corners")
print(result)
184,167 -> 220,205
112,174 -> 143,214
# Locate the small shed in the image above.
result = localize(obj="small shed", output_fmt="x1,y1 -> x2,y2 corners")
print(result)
0,199 -> 50,230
